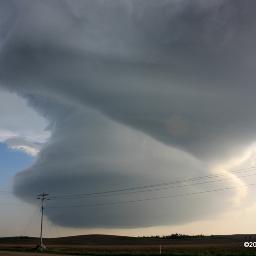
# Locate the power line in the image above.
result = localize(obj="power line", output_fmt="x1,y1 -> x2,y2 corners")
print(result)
48,171 -> 256,201
2,167 -> 256,211
49,166 -> 256,200
46,182 -> 256,210
1,170 -> 254,209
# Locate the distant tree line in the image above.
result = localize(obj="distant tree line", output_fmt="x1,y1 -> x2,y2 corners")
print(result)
141,233 -> 205,239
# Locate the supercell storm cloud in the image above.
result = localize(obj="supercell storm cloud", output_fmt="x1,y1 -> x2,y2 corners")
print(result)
0,0 -> 256,228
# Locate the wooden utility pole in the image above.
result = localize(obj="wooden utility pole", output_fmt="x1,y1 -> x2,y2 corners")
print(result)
37,193 -> 49,251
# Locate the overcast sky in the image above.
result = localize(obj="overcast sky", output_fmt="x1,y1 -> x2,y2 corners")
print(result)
1,0 -> 256,237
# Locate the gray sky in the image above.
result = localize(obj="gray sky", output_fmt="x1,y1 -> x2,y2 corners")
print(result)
1,0 -> 256,235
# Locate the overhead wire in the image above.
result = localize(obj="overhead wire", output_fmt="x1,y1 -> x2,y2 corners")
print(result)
48,170 -> 256,200
2,166 -> 256,210
49,166 -> 256,200
46,182 -> 256,210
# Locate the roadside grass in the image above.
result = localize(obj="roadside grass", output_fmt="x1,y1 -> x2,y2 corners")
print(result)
2,248 -> 256,256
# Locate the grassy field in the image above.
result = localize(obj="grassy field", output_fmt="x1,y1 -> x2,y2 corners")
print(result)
1,234 -> 256,255
2,249 -> 256,256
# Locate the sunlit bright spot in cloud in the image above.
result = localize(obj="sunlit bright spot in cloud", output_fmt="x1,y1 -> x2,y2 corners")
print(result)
7,143 -> 40,157
212,143 -> 256,206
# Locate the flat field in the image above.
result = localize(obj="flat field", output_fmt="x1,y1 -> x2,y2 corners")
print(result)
1,234 -> 256,255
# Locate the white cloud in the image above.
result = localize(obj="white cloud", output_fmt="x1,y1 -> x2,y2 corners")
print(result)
9,144 -> 39,156
0,129 -> 16,142
0,89 -> 49,142
0,89 -> 49,155
5,137 -> 41,156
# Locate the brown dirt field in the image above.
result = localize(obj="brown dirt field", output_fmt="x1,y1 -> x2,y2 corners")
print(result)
0,234 -> 255,255
0,252 -> 70,256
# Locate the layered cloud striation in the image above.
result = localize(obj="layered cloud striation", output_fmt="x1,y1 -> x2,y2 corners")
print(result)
0,0 -> 255,227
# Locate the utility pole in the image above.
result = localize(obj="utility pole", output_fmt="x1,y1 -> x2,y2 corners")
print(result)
37,193 -> 49,251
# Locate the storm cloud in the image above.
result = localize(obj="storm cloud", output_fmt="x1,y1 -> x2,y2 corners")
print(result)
0,0 -> 256,228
